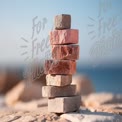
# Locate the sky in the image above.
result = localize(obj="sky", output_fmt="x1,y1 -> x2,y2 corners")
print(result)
0,0 -> 122,66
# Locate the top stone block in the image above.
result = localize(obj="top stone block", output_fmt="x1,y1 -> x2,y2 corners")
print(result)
55,14 -> 71,30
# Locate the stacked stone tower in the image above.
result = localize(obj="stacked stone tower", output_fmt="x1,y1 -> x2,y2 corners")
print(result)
42,14 -> 81,113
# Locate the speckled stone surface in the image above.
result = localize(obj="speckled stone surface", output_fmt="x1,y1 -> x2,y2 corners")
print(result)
48,96 -> 81,113
52,45 -> 79,60
50,29 -> 78,44
42,85 -> 76,98
45,60 -> 76,75
55,14 -> 71,30
46,74 -> 72,86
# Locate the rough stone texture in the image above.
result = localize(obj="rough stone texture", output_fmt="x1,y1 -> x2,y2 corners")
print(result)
50,29 -> 78,45
0,109 -> 42,122
0,108 -> 122,122
61,109 -> 122,122
92,104 -> 122,115
40,113 -> 69,122
52,45 -> 79,60
5,80 -> 44,106
0,108 -> 69,122
82,93 -> 122,115
72,74 -> 95,95
46,74 -> 72,86
45,60 -> 76,75
83,93 -> 122,108
13,98 -> 48,111
13,115 -> 37,122
42,85 -> 76,98
48,96 -> 81,113
55,14 -> 71,30
0,95 -> 122,122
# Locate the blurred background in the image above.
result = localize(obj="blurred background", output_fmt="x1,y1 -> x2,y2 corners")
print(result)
0,0 -> 122,98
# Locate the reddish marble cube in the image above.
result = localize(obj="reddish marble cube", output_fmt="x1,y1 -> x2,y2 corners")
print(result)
52,45 -> 79,60
45,60 -> 76,75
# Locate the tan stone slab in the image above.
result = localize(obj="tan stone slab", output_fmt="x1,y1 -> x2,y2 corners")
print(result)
61,111 -> 122,122
48,96 -> 81,113
46,74 -> 72,86
42,85 -> 76,98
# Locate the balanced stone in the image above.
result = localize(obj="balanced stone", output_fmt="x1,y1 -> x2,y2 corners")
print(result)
50,29 -> 78,44
45,60 -> 76,75
48,96 -> 81,113
52,45 -> 79,60
46,74 -> 72,86
55,14 -> 71,29
42,85 -> 76,98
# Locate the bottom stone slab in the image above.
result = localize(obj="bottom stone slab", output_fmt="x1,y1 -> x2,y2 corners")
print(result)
61,109 -> 122,122
48,96 -> 81,113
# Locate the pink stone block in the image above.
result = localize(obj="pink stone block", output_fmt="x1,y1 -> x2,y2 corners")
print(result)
50,29 -> 78,44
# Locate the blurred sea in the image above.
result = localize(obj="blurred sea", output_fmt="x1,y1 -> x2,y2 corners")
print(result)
77,65 -> 122,94
3,64 -> 122,94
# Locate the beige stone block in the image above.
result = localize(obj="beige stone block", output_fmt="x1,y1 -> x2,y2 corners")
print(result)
42,85 -> 76,98
46,74 -> 72,86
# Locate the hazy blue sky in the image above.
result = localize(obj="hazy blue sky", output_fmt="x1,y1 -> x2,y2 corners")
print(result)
0,0 -> 122,66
